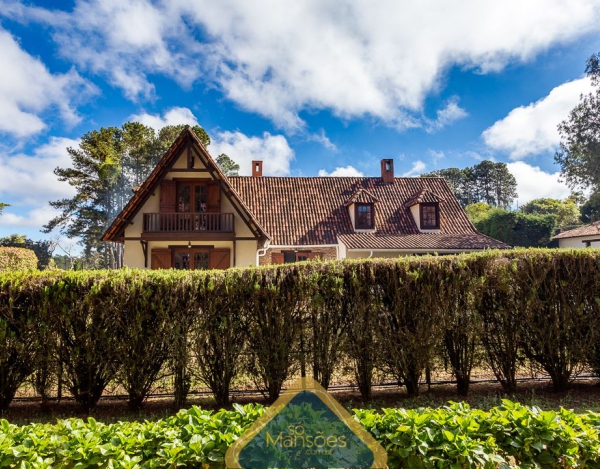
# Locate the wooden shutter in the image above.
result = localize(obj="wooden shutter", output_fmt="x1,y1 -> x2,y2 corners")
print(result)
271,252 -> 284,264
159,180 -> 177,213
307,252 -> 323,260
209,249 -> 230,270
206,184 -> 221,213
151,248 -> 171,269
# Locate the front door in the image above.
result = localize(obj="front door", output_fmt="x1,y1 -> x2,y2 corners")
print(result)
173,248 -> 210,270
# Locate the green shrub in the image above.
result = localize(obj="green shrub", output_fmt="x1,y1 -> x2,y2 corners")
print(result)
3,402 -> 600,468
0,249 -> 599,406
0,247 -> 38,271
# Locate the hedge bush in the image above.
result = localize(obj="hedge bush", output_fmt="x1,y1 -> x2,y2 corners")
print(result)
0,246 -> 38,271
1,249 -> 600,409
3,401 -> 600,468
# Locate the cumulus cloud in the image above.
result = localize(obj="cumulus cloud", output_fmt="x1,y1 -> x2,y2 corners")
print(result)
4,0 -> 600,130
425,97 -> 468,132
129,107 -> 200,128
0,137 -> 79,202
0,28 -> 95,137
308,129 -> 338,152
482,77 -> 594,159
507,161 -> 571,204
318,165 -> 364,177
402,160 -> 427,177
0,206 -> 63,227
210,131 -> 295,176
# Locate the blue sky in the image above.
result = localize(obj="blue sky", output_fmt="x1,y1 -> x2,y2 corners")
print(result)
1,0 -> 600,251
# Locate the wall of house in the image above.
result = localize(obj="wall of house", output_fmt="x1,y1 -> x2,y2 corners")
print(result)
237,240 -> 258,268
259,246 -> 338,266
124,240 -> 238,269
348,203 -> 355,228
558,236 -> 600,248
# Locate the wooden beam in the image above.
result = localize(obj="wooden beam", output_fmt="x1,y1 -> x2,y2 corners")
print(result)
140,232 -> 236,241
140,240 -> 148,268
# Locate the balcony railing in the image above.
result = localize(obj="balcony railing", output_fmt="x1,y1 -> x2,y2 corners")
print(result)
143,212 -> 234,233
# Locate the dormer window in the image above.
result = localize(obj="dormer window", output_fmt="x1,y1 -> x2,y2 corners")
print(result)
356,203 -> 374,229
420,203 -> 440,230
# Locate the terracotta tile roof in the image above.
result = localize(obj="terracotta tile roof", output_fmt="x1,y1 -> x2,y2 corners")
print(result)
404,188 -> 445,208
228,176 -> 510,249
344,188 -> 379,206
404,189 -> 444,207
553,222 -> 600,239
338,233 -> 509,250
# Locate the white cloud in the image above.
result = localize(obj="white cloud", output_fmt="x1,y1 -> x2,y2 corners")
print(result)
318,165 -> 364,177
0,206 -> 62,227
210,131 -> 295,176
0,137 -> 79,203
402,160 -> 427,177
507,161 -> 571,204
308,129 -> 337,152
426,97 -> 468,132
129,107 -> 200,129
5,0 -> 600,130
482,77 -> 594,159
0,28 -> 95,137
428,149 -> 445,165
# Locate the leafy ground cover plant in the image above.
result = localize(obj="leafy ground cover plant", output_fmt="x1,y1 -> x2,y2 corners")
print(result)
2,401 -> 600,468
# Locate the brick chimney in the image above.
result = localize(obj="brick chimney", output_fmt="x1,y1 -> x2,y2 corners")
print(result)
252,160 -> 263,177
381,159 -> 394,184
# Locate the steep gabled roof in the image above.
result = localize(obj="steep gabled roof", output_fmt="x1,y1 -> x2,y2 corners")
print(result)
404,188 -> 445,208
553,221 -> 600,240
344,188 -> 379,206
101,127 -> 269,242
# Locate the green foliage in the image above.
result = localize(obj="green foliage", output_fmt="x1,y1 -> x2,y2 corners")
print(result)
581,191 -> 600,223
3,402 -> 600,468
422,161 -> 517,208
1,250 -> 600,410
474,209 -> 556,247
465,202 -> 493,224
520,198 -> 582,227
0,235 -> 55,270
0,247 -> 38,271
216,153 -> 240,176
555,51 -> 600,191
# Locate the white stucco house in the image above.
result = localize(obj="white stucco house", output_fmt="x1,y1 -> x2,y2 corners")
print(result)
553,222 -> 600,248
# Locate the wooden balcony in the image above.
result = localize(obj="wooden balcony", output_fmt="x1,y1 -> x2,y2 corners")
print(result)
143,212 -> 234,233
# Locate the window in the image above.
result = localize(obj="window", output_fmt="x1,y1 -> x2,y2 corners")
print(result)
355,203 -> 374,229
279,251 -> 317,263
177,182 -> 207,213
420,203 -> 440,229
173,249 -> 210,270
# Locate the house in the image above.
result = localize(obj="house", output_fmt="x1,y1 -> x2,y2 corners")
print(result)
101,127 -> 509,269
553,222 -> 600,248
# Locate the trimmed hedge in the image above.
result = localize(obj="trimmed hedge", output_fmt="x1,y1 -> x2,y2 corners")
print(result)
2,401 -> 600,468
1,249 -> 600,409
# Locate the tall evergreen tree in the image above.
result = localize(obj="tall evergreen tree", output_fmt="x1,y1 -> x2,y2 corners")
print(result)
421,161 -> 517,208
555,51 -> 600,190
